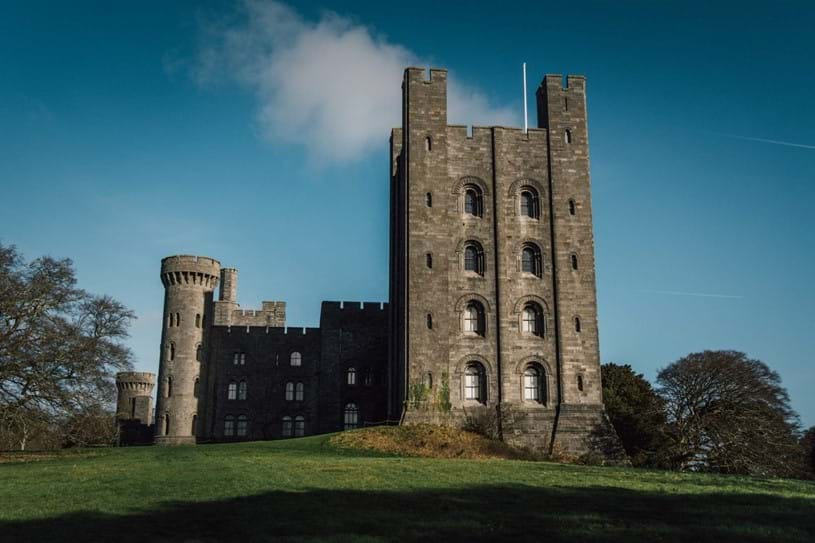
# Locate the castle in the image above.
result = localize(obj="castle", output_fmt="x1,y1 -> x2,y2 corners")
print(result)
116,67 -> 612,456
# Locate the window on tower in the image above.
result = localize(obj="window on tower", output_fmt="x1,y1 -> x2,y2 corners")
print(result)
521,244 -> 542,277
520,189 -> 540,219
463,242 -> 484,275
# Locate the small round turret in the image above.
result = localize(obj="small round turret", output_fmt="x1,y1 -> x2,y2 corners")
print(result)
115,372 -> 155,422
155,255 -> 220,445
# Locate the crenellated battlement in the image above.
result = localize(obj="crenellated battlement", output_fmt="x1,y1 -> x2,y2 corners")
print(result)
213,300 -> 286,327
161,255 -> 220,290
222,325 -> 320,336
115,372 -> 156,392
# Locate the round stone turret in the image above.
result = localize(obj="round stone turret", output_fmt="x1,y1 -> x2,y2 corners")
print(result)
155,255 -> 220,445
115,371 -> 155,422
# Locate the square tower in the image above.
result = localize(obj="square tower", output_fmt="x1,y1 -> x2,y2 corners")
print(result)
389,67 -> 613,456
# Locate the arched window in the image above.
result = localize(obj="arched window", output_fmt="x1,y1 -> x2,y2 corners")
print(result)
423,372 -> 433,389
571,254 -> 579,270
238,380 -> 247,400
463,301 -> 485,336
195,313 -> 201,328
224,415 -> 235,437
425,136 -> 432,151
228,381 -> 237,400
294,415 -> 305,437
347,367 -> 357,386
426,253 -> 433,269
193,377 -> 199,398
575,316 -> 582,333
295,382 -> 304,401
464,363 -> 486,403
565,129 -> 572,144
166,377 -> 173,398
577,375 -> 585,392
521,303 -> 544,337
569,199 -> 576,216
463,242 -> 484,275
282,416 -> 293,437
164,414 -> 170,436
192,414 -> 197,436
520,189 -> 540,219
463,186 -> 483,217
236,415 -> 248,437
523,365 -> 546,404
290,352 -> 302,366
196,344 -> 203,362
169,343 -> 175,361
343,403 -> 359,430
363,370 -> 373,387
521,244 -> 542,277
285,381 -> 294,401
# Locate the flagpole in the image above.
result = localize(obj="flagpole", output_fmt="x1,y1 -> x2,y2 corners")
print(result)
523,62 -> 528,134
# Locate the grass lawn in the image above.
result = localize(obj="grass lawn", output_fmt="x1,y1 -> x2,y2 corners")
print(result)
1,433 -> 814,542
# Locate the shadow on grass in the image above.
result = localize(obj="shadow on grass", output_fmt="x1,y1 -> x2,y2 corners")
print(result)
3,484 -> 814,543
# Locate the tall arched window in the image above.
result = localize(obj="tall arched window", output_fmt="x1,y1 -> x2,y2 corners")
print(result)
344,403 -> 359,430
463,301 -> 485,336
238,380 -> 247,400
236,415 -> 248,437
521,244 -> 542,277
523,365 -> 546,404
294,415 -> 305,437
464,363 -> 486,403
290,352 -> 302,366
282,416 -> 293,437
347,367 -> 357,386
463,185 -> 483,217
228,381 -> 237,400
224,415 -> 235,437
285,382 -> 294,401
195,313 -> 201,328
196,344 -> 203,362
571,254 -> 579,270
521,303 -> 544,337
295,382 -> 304,401
166,377 -> 173,398
169,343 -> 175,361
520,189 -> 540,219
463,242 -> 484,275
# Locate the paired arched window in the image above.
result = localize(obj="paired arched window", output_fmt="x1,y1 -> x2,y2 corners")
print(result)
523,364 -> 546,404
282,416 -> 293,437
294,415 -> 305,437
463,185 -> 483,217
285,382 -> 294,401
347,367 -> 357,386
228,381 -> 237,400
236,415 -> 248,437
224,415 -> 235,437
238,380 -> 247,400
295,382 -> 304,401
233,352 -> 245,366
521,303 -> 545,337
521,244 -> 542,277
463,242 -> 485,275
464,362 -> 486,403
520,189 -> 540,219
463,301 -> 485,336
290,352 -> 302,366
344,403 -> 359,430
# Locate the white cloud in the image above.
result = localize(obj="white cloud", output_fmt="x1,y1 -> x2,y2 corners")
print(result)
195,0 -> 516,162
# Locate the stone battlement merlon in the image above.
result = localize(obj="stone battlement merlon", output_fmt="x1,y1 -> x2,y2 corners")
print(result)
161,255 -> 221,290
221,325 -> 319,336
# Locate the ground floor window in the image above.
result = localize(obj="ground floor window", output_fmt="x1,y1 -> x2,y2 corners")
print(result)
294,416 -> 305,437
224,415 -> 235,437
343,403 -> 359,430
282,416 -> 292,437
236,414 -> 248,437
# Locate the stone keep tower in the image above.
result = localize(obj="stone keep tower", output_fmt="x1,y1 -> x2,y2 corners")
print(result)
389,67 -> 610,455
154,255 -> 220,445
115,372 -> 155,423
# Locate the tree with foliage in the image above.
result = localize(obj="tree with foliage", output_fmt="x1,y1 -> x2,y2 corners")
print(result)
801,426 -> 815,476
0,243 -> 134,450
656,350 -> 804,477
601,363 -> 669,467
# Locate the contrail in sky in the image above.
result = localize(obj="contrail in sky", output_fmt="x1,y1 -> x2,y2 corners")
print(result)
642,289 -> 744,300
721,133 -> 815,150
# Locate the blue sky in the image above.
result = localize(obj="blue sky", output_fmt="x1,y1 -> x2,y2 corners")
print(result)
1,1 -> 813,426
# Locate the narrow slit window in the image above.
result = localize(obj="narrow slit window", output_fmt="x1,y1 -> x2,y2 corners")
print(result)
569,199 -> 576,216
575,317 -> 582,333
195,313 -> 201,328
425,136 -> 432,151
426,253 -> 433,269
426,192 -> 432,207
565,129 -> 572,144
571,254 -> 578,270
426,313 -> 433,330
577,375 -> 584,392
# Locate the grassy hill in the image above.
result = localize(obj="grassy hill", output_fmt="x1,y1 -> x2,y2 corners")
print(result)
1,429 -> 814,542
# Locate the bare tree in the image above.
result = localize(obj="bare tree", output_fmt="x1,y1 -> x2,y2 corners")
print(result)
657,350 -> 804,477
0,244 -> 134,450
